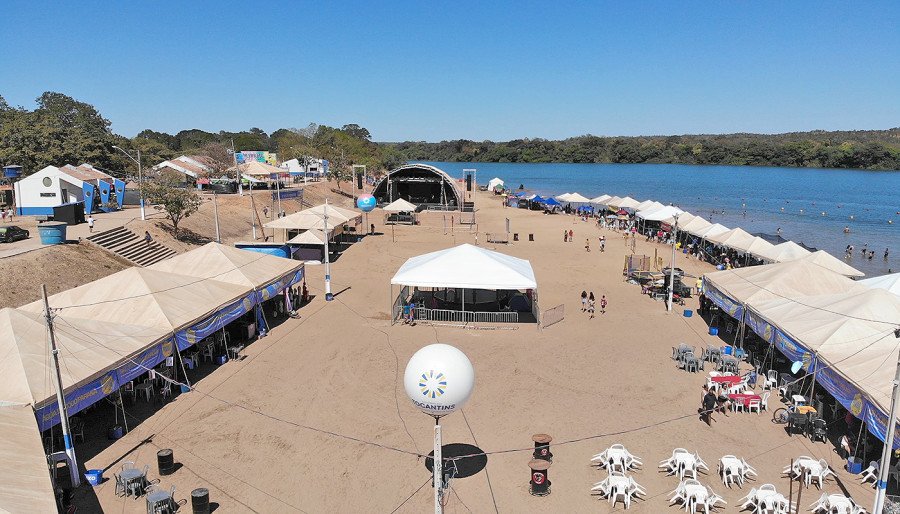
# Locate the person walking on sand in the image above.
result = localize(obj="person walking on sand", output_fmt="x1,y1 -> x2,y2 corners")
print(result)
588,292 -> 596,319
144,230 -> 152,246
563,230 -> 567,243
87,215 -> 95,233
568,229 -> 574,242
599,235 -> 605,252
701,385 -> 717,426
581,290 -> 587,312
600,295 -> 607,314
585,238 -> 590,252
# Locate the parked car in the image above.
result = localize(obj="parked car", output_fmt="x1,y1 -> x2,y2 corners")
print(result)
0,225 -> 30,243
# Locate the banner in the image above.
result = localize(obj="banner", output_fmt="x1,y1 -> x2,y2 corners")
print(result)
114,339 -> 176,384
257,269 -> 304,303
98,180 -> 112,210
174,294 -> 256,350
113,179 -> 126,209
702,278 -> 743,320
35,370 -> 120,431
744,309 -> 777,344
82,182 -> 96,213
271,189 -> 301,201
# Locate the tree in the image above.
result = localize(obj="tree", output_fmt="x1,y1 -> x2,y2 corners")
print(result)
341,124 -> 372,141
142,181 -> 202,237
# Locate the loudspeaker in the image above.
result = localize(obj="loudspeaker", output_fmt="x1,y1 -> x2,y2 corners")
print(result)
466,174 -> 472,191
356,172 -> 363,190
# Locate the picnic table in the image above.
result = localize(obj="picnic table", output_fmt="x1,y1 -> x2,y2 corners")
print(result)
711,375 -> 742,385
729,393 -> 761,408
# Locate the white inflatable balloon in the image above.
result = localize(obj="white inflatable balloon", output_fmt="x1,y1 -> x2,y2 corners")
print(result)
404,344 -> 475,417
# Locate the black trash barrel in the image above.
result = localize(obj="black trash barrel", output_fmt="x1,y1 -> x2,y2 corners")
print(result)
532,434 -> 553,462
513,233 -> 519,241
529,459 -> 551,496
528,233 -> 534,241
157,449 -> 174,476
191,488 -> 210,514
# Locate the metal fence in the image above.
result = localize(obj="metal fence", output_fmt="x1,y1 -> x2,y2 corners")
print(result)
415,307 -> 519,324
485,233 -> 509,244
541,303 -> 565,328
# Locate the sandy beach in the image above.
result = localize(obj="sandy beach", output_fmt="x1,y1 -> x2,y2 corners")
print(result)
80,189 -> 875,513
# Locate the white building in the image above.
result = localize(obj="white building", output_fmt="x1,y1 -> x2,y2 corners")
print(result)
14,164 -> 114,216
280,157 -> 326,181
150,155 -> 215,187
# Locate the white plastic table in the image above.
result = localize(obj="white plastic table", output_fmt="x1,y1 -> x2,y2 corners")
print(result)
792,395 -> 807,407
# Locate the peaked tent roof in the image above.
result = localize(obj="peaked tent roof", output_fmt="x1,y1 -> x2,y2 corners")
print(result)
235,160 -> 285,177
565,193 -> 591,203
589,194 -> 612,205
800,250 -> 864,278
149,242 -> 302,290
663,212 -> 695,227
391,243 -> 537,290
860,272 -> 900,296
613,196 -> 641,209
680,216 -> 711,234
707,227 -> 757,252
745,237 -> 777,260
0,308 -> 169,407
703,259 -> 864,308
287,230 -> 326,245
762,241 -> 811,262
637,205 -> 684,221
0,404 -> 57,513
487,178 -> 504,190
19,267 -> 249,332
264,203 -> 359,230
605,196 -> 623,207
692,223 -> 730,239
635,200 -> 663,212
554,193 -> 573,201
383,198 -> 418,212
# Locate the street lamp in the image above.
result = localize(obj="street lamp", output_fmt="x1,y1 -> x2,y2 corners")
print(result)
112,145 -> 145,220
667,214 -> 680,312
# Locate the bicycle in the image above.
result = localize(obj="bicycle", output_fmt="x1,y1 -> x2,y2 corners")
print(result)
772,405 -> 796,424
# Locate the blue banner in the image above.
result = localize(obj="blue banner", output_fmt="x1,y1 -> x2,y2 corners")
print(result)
744,309 -> 777,344
82,182 -> 96,214
272,189 -> 302,201
35,370 -> 119,431
114,179 -> 126,209
175,294 -> 256,350
256,269 -> 304,303
702,278 -> 743,320
114,339 -> 176,384
98,180 -> 112,209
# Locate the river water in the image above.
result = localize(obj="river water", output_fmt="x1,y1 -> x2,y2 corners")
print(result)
423,162 -> 900,278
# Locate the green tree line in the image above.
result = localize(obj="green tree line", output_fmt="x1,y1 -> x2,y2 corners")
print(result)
2,92 -> 898,179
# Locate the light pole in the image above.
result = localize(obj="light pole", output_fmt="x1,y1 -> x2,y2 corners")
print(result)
874,339 -> 900,514
667,214 -> 680,312
323,199 -> 333,301
112,145 -> 145,220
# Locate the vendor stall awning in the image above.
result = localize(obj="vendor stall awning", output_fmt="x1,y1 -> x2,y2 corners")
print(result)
287,230 -> 326,245
800,250 -> 864,278
564,193 -> 590,203
637,205 -> 683,221
149,242 -> 303,290
706,227 -> 756,252
391,243 -> 537,290
760,241 -> 810,263
691,222 -> 730,239
589,194 -> 612,205
680,216 -> 711,235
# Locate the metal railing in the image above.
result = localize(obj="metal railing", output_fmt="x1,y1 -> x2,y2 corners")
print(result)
414,307 -> 519,324
485,233 -> 509,244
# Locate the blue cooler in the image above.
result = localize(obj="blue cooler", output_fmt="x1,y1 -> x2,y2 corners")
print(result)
723,345 -> 733,355
216,355 -> 228,365
846,457 -> 863,474
709,327 -> 719,336
683,309 -> 693,317
85,469 -> 103,486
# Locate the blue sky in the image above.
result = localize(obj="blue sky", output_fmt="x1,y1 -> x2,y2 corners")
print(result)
2,1 -> 898,141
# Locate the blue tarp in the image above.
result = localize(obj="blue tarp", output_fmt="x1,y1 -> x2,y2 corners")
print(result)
543,198 -> 561,207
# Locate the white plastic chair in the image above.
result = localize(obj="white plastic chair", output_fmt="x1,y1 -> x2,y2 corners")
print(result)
748,398 -> 761,414
760,391 -> 770,411
859,460 -> 879,485
764,370 -> 778,390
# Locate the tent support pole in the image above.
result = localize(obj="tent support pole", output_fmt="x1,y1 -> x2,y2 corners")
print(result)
874,351 -> 900,514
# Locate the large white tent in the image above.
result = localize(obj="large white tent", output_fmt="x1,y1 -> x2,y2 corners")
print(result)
149,242 -> 303,290
680,216 -> 712,235
287,230 -> 326,245
691,223 -> 730,239
800,250 -> 864,278
382,198 -> 418,212
612,196 -> 641,210
634,200 -> 664,213
487,177 -> 504,191
589,194 -> 612,205
637,205 -> 683,221
861,272 -> 900,296
760,241 -> 810,263
744,237 -> 777,260
0,404 -> 57,512
264,203 -> 361,241
391,243 -> 537,290
565,192 -> 591,204
662,212 -> 695,227
707,227 -> 756,252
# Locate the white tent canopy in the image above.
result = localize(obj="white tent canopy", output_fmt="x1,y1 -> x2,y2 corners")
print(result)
635,200 -> 663,212
264,203 -> 360,232
663,212 -> 695,227
565,192 -> 591,203
691,223 -> 730,239
680,216 -> 711,235
744,237 -> 777,260
0,404 -> 57,512
487,177 -> 504,190
589,194 -> 612,205
554,193 -> 573,201
391,244 -> 537,290
287,230 -> 326,245
801,250 -> 865,278
383,198 -> 418,212
861,272 -> 900,296
149,242 -> 303,289
761,241 -> 811,263
707,227 -> 756,252
613,196 -> 641,209
637,205 -> 683,221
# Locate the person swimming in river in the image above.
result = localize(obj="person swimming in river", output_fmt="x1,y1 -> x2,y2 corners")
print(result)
843,226 -> 850,233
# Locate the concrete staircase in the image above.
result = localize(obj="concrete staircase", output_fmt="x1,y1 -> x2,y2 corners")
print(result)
86,226 -> 177,267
